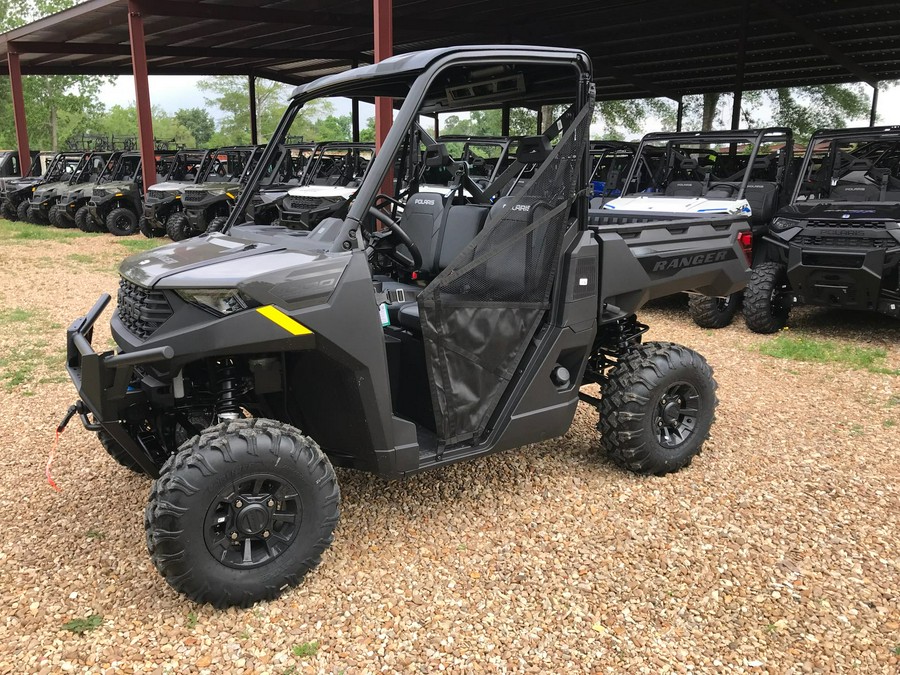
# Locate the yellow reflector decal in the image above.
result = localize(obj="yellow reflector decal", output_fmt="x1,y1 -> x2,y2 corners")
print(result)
225,192 -> 235,199
174,195 -> 181,199
115,193 -> 123,197
256,306 -> 312,336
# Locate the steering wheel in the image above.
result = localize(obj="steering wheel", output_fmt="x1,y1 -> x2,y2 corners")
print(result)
707,182 -> 738,197
365,199 -> 422,272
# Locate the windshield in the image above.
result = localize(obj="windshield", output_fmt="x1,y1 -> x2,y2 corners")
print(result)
164,151 -> 207,182
794,131 -> 900,203
201,149 -> 256,183
47,155 -> 83,183
621,131 -> 790,199
71,153 -> 110,184
305,143 -> 375,187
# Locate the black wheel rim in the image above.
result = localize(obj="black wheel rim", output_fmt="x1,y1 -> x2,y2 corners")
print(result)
653,382 -> 700,448
716,296 -> 732,312
115,215 -> 133,232
204,473 -> 302,569
770,279 -> 790,316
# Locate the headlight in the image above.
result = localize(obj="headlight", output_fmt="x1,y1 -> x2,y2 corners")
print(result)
175,288 -> 255,315
771,217 -> 803,232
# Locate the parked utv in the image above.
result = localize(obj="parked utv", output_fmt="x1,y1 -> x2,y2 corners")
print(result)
0,151 -> 47,220
167,146 -> 263,240
26,152 -> 101,225
744,125 -> 900,332
89,150 -> 178,235
139,149 -> 211,237
278,142 -> 375,230
47,151 -> 118,229
604,128 -> 794,328
245,143 -> 318,226
63,46 -> 751,608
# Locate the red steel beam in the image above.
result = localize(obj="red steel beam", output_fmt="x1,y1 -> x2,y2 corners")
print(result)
373,0 -> 393,152
127,0 -> 156,192
7,49 -> 31,176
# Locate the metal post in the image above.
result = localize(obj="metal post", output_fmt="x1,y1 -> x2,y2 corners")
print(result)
7,48 -> 31,177
501,104 -> 511,136
373,0 -> 393,152
536,107 -> 543,133
870,83 -> 879,127
127,0 -> 156,192
731,0 -> 748,130
249,75 -> 258,144
351,58 -> 360,142
434,114 -> 440,139
676,96 -> 684,132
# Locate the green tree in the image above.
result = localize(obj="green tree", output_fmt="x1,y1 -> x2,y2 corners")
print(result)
199,76 -> 291,144
174,108 -> 215,146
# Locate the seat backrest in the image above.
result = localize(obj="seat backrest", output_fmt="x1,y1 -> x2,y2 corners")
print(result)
831,183 -> 880,202
398,192 -> 445,270
435,204 -> 489,271
665,181 -> 703,197
743,182 -> 779,223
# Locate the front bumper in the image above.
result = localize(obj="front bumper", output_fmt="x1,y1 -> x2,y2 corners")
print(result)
66,294 -> 175,477
142,196 -> 178,225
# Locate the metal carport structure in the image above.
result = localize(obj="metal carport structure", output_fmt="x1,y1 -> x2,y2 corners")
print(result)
2,0 -> 900,188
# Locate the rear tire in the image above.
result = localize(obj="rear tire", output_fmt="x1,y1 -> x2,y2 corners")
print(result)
98,430 -> 146,475
16,200 -> 30,223
598,341 -> 717,476
139,216 -> 165,238
688,292 -> 741,329
75,205 -> 97,232
743,262 -> 792,334
145,419 -> 340,607
106,207 -> 139,236
166,212 -> 190,241
1,199 -> 17,221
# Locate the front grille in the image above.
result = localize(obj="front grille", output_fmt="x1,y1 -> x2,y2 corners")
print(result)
796,235 -> 895,249
182,191 -> 205,203
117,278 -> 173,339
286,196 -> 326,211
806,220 -> 889,230
92,188 -> 108,198
147,189 -> 170,200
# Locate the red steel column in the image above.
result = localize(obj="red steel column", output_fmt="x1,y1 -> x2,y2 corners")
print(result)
128,0 -> 156,192
373,0 -> 393,152
7,48 -> 31,177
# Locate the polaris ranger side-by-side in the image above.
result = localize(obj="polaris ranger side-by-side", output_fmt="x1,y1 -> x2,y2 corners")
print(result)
27,152 -> 103,225
0,151 -> 47,220
604,129 -> 794,328
63,46 -> 751,607
743,126 -> 900,332
245,143 -> 319,226
167,146 -> 264,240
140,149 -> 211,238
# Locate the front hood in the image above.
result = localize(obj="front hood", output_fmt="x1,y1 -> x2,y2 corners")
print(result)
286,184 -> 358,200
120,230 -> 347,291
604,195 -> 751,216
185,182 -> 241,195
63,185 -> 90,200
779,202 -> 900,223
96,181 -> 134,193
33,181 -> 67,198
149,181 -> 189,193
255,188 -> 289,205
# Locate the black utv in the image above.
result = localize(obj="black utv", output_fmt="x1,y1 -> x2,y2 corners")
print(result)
744,125 -> 900,332
25,152 -> 97,225
64,46 -> 751,608
246,143 -> 318,226
0,151 -> 46,220
89,150 -> 178,236
139,149 -> 210,238
167,146 -> 264,240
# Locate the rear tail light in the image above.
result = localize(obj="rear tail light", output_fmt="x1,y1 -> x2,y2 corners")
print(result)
738,230 -> 753,266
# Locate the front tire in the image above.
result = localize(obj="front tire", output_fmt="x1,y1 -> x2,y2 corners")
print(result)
206,215 -> 227,233
1,199 -> 17,221
98,429 -> 146,474
75,205 -> 99,232
688,292 -> 741,329
106,207 -> 139,236
139,216 -> 165,238
598,341 -> 717,475
166,212 -> 191,241
16,200 -> 30,223
145,419 -> 340,607
743,262 -> 792,334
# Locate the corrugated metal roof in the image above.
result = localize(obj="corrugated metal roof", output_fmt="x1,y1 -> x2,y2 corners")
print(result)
1,0 -> 898,99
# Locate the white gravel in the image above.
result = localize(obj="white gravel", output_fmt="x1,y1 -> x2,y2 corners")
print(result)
0,226 -> 898,674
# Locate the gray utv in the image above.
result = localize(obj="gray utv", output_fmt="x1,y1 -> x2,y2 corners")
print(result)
63,46 -> 750,608
139,149 -> 211,238
23,152 -> 90,224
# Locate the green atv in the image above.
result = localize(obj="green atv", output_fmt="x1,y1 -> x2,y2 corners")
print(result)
167,145 -> 263,240
57,152 -> 123,231
139,149 -> 210,238
23,153 -> 88,224
89,150 -> 178,236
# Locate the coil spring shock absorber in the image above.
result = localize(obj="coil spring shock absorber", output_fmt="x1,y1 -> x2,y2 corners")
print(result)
215,360 -> 242,421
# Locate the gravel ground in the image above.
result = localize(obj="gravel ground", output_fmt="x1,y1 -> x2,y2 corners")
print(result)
0,223 -> 898,674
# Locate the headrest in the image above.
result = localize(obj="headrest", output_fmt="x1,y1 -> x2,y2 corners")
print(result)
679,157 -> 699,170
424,143 -> 451,168
868,166 -> 890,179
516,136 -> 553,164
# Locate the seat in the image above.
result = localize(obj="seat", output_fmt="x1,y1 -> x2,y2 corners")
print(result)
665,181 -> 703,197
742,182 -> 779,224
831,183 -> 880,202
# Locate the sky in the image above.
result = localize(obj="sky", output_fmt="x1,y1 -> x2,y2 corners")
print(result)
99,75 -> 900,136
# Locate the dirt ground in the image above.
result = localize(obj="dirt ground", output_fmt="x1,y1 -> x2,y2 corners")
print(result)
0,220 -> 897,674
